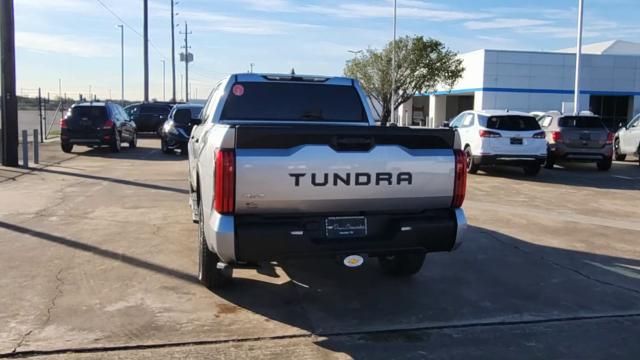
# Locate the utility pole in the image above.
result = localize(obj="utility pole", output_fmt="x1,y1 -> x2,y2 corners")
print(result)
250,63 -> 254,73
118,24 -> 124,104
170,0 -> 177,102
58,78 -> 62,100
180,21 -> 192,102
180,73 -> 183,101
391,0 -> 397,125
1,0 -> 19,166
143,0 -> 149,102
573,0 -> 584,115
161,59 -> 166,101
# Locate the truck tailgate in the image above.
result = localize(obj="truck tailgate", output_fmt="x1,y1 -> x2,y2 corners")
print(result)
233,125 -> 456,214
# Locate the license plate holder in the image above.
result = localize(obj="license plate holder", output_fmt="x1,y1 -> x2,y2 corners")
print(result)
325,216 -> 367,238
510,137 -> 523,145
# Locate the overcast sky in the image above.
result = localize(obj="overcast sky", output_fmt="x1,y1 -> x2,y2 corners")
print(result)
12,0 -> 640,101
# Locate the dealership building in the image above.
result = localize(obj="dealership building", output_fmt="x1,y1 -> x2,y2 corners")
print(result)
399,40 -> 640,129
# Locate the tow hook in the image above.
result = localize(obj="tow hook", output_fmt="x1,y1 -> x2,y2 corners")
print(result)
343,255 -> 364,268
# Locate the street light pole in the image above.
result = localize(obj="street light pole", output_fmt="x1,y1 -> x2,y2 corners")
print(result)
118,24 -> 124,104
161,60 -> 166,101
391,0 -> 397,125
573,0 -> 584,115
143,0 -> 149,102
1,0 -> 19,166
170,0 -> 177,102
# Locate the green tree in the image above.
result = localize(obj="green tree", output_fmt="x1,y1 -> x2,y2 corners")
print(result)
344,36 -> 464,125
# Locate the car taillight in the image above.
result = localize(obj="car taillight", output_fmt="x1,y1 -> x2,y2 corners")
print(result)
59,118 -> 68,129
102,119 -> 115,129
532,131 -> 545,139
214,149 -> 235,214
452,149 -> 467,208
479,130 -> 501,138
606,132 -> 614,144
551,131 -> 563,143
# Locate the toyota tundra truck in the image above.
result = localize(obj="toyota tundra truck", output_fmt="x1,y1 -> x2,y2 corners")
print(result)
188,73 -> 468,289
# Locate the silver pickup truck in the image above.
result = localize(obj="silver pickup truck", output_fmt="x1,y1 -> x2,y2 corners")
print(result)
188,73 -> 467,289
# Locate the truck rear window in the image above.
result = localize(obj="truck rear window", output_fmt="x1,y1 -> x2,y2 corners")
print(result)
559,116 -> 604,129
220,82 -> 366,122
485,116 -> 540,131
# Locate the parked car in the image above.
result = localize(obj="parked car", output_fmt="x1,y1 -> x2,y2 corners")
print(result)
124,102 -> 173,135
188,73 -> 467,288
530,111 -> 546,121
538,112 -> 614,171
614,113 -> 640,165
160,103 -> 204,154
449,110 -> 547,176
60,102 -> 137,153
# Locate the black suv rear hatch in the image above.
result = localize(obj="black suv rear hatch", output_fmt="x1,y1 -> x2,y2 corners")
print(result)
67,105 -> 108,134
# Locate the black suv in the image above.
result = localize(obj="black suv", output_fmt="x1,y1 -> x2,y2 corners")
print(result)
124,102 -> 173,135
60,102 -> 137,153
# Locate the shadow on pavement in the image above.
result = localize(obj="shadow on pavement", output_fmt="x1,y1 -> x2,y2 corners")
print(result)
475,162 -> 640,191
211,225 -> 640,358
34,167 -> 189,195
0,220 -> 198,285
75,145 -> 186,162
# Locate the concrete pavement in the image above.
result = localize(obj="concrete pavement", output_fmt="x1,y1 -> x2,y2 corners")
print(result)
1,139 -> 639,359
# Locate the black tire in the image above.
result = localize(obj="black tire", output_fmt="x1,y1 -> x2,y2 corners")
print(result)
614,138 -> 626,161
378,253 -> 426,277
465,147 -> 479,174
61,142 -> 73,153
198,197 -> 233,289
523,163 -> 541,176
597,157 -> 612,171
161,137 -> 174,154
129,132 -> 137,148
544,152 -> 555,169
110,130 -> 121,153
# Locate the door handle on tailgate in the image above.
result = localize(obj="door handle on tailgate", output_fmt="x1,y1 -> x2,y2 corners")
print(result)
331,136 -> 375,151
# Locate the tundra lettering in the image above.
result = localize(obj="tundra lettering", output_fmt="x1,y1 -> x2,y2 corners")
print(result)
289,172 -> 413,187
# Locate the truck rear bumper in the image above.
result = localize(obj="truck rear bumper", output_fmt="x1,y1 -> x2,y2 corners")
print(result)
209,208 -> 467,264
473,154 -> 546,166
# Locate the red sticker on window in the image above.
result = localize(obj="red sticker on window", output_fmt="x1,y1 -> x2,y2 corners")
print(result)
232,84 -> 245,96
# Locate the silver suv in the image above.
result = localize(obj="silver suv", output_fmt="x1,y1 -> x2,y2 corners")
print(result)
538,112 -> 613,171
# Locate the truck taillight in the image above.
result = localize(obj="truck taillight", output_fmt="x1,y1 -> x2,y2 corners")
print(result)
214,149 -> 235,214
551,131 -> 563,143
452,149 -> 467,208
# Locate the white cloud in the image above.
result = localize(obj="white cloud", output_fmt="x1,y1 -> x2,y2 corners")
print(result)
15,32 -> 117,58
180,11 -> 321,35
465,18 -> 550,30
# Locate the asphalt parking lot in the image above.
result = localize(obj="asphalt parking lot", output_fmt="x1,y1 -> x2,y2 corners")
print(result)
1,139 -> 640,359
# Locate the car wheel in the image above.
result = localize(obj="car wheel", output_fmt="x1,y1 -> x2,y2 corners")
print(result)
61,142 -> 73,153
161,137 -> 174,154
198,196 -> 233,289
523,163 -> 541,176
465,147 -> 479,174
614,138 -> 626,161
544,151 -> 555,169
378,253 -> 426,277
110,131 -> 121,153
129,132 -> 137,148
597,157 -> 612,171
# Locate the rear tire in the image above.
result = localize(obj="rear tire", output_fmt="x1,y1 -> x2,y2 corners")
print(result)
523,163 -> 541,176
378,253 -> 426,277
614,138 -> 626,161
198,197 -> 233,289
465,147 -> 479,174
597,157 -> 612,171
61,142 -> 73,153
161,137 -> 174,154
110,131 -> 121,153
544,152 -> 555,169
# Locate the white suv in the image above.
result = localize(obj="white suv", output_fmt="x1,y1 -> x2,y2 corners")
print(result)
614,113 -> 640,166
449,110 -> 547,175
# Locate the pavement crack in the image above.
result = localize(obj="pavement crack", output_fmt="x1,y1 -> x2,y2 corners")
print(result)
481,230 -> 640,296
45,268 -> 65,325
9,330 -> 33,354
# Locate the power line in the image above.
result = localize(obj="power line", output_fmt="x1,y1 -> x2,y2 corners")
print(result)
94,0 -> 168,60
